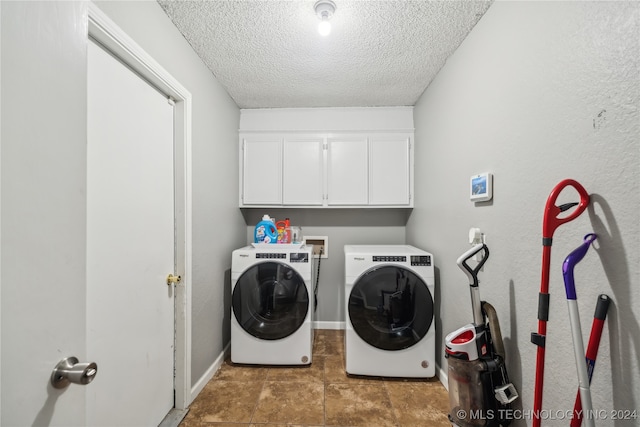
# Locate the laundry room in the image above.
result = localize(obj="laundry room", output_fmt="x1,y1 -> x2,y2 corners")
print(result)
1,1 -> 638,427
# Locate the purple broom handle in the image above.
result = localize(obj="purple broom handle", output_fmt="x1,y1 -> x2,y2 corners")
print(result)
562,234 -> 597,300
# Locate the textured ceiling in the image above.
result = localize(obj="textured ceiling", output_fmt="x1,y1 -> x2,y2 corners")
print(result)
157,0 -> 493,109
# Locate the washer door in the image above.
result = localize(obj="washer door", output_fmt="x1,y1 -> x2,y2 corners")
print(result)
233,261 -> 309,340
348,265 -> 433,351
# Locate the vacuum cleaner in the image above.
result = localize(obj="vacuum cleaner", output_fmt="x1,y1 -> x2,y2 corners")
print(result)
446,243 -> 518,427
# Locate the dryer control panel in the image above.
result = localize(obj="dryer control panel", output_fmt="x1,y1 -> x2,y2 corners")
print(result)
373,256 -> 406,263
370,255 -> 431,266
411,255 -> 431,266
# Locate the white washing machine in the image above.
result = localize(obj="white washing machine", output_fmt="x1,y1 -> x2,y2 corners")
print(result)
344,245 -> 435,377
231,244 -> 315,365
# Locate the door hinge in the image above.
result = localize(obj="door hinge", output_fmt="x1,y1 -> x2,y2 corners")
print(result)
167,96 -> 176,106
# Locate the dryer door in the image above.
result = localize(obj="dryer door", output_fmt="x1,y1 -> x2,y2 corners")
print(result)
348,266 -> 433,350
233,261 -> 309,340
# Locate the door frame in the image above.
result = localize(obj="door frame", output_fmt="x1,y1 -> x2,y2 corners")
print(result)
88,3 -> 193,409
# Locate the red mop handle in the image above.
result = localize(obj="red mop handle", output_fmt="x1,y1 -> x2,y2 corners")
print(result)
570,295 -> 610,427
542,179 -> 590,245
532,247 -> 552,427
532,179 -> 590,427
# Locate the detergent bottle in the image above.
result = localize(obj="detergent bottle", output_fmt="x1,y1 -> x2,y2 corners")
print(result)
254,215 -> 277,244
283,218 -> 292,243
276,220 -> 285,243
275,218 -> 292,243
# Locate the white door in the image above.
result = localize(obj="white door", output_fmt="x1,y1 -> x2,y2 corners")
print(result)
87,39 -> 175,426
241,136 -> 283,205
283,136 -> 324,205
369,135 -> 411,205
327,136 -> 369,205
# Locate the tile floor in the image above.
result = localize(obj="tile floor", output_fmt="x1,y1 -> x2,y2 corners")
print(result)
179,329 -> 451,427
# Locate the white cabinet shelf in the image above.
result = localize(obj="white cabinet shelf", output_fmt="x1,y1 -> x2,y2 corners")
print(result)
240,132 -> 413,208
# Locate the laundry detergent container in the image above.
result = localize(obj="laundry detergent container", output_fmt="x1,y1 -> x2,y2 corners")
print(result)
254,215 -> 277,244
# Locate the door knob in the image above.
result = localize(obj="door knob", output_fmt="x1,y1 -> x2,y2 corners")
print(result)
167,274 -> 181,285
51,356 -> 98,389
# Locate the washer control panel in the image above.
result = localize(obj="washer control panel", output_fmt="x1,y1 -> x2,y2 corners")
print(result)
256,253 -> 286,259
289,252 -> 310,263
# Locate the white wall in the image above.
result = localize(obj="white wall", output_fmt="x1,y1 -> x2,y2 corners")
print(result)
239,107 -> 415,131
408,1 -> 639,425
1,1 -> 4,421
1,2 -> 244,423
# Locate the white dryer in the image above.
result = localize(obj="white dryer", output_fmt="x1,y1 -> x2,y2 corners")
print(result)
231,244 -> 315,365
344,245 -> 435,377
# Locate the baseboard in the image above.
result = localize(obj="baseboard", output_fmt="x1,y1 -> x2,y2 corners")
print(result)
190,342 -> 230,402
314,321 -> 345,330
438,364 -> 448,391
158,408 -> 189,427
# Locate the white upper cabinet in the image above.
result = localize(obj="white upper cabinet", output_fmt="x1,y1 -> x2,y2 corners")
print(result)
239,107 -> 414,208
369,135 -> 411,205
283,136 -> 324,205
241,136 -> 282,205
327,136 -> 369,205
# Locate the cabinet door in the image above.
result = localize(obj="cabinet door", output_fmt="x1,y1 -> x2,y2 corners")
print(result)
369,135 -> 411,205
283,136 -> 324,205
241,136 -> 282,205
327,136 -> 368,205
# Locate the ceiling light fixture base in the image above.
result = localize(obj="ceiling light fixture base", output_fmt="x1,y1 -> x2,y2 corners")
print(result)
314,0 -> 336,20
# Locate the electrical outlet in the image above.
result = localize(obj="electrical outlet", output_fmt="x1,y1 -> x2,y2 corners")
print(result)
303,236 -> 328,258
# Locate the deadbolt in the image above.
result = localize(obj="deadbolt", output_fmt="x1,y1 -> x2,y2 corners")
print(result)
167,274 -> 181,285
